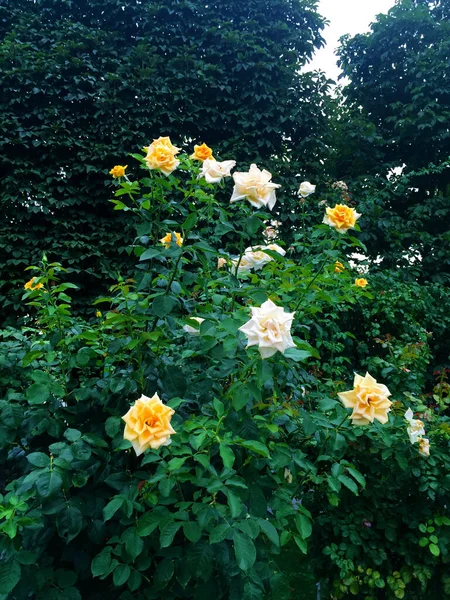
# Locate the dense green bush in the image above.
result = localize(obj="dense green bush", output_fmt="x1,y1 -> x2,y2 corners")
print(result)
0,0 -> 330,323
0,143 -> 449,599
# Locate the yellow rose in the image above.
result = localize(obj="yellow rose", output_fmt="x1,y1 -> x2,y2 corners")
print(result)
160,232 -> 183,248
323,204 -> 361,233
355,278 -> 368,287
109,165 -> 127,178
122,393 -> 176,456
191,143 -> 214,161
96,310 -> 102,317
418,437 -> 430,457
144,136 -> 180,176
335,261 -> 345,273
217,257 -> 227,269
338,372 -> 392,426
24,277 -> 43,291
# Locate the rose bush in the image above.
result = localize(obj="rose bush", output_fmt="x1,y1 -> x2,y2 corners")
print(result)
0,140 -> 449,600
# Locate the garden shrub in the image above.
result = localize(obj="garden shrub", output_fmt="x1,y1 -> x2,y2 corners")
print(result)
0,141 -> 449,599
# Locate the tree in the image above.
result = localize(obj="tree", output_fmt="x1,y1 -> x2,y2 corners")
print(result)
334,0 -> 450,281
0,0 -> 329,323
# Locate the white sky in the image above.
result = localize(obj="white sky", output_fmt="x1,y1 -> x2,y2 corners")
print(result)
307,0 -> 396,81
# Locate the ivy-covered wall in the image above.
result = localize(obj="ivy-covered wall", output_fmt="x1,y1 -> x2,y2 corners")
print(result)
0,0 -> 329,323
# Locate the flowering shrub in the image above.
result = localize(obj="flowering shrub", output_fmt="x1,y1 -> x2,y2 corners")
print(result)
0,141 -> 449,599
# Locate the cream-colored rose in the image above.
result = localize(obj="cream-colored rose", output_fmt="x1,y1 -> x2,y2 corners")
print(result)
323,204 -> 361,233
244,244 -> 286,271
263,226 -> 278,241
230,164 -> 280,210
298,181 -> 316,198
404,408 -> 426,444
239,299 -> 296,359
231,254 -> 255,274
144,136 -> 180,176
217,257 -> 227,269
200,159 -> 236,183
183,317 -> 205,335
284,468 -> 293,483
338,372 -> 392,426
122,393 -> 176,456
418,437 -> 430,457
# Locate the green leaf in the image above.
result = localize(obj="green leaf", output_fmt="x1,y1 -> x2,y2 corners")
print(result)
160,521 -> 182,548
258,519 -> 280,546
347,467 -> 366,487
105,417 -> 122,438
295,513 -> 312,539
57,507 -> 83,543
36,470 -> 62,498
429,543 -> 440,556
137,513 -> 160,537
26,383 -> 50,404
103,497 -> 124,521
139,248 -> 161,261
152,295 -> 174,317
167,457 -> 188,471
64,428 -> 82,442
113,564 -> 131,586
240,440 -> 270,458
0,560 -> 21,594
183,212 -> 198,231
227,490 -> 244,518
213,398 -> 224,418
183,521 -> 202,543
15,551 -> 36,565
283,348 -> 312,362
338,474 -> 359,495
27,452 -> 50,468
210,524 -> 231,544
419,537 -> 429,547
219,443 -> 235,469
293,534 -> 308,554
233,531 -> 256,571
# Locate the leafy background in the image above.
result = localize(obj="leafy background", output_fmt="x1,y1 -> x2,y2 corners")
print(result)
0,0 -> 449,598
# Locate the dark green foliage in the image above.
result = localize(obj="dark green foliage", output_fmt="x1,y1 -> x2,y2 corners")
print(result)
0,0 -> 329,324
334,0 -> 450,281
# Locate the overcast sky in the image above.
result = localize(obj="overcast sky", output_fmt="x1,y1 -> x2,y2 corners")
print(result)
307,0 -> 396,81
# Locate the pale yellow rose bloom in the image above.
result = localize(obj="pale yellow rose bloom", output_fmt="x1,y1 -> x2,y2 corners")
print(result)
24,277 -> 43,291
284,468 -> 293,483
338,372 -> 392,426
404,408 -> 426,444
183,317 -> 205,335
355,278 -> 368,287
122,393 -> 176,456
335,261 -> 345,273
109,165 -> 127,178
160,232 -> 183,248
418,437 -> 430,457
323,204 -> 361,233
243,244 -> 286,271
191,143 -> 214,161
298,181 -> 316,198
230,164 -> 280,210
217,257 -> 227,269
231,254 -> 255,274
200,159 -> 236,183
144,136 -> 180,176
239,299 -> 296,359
